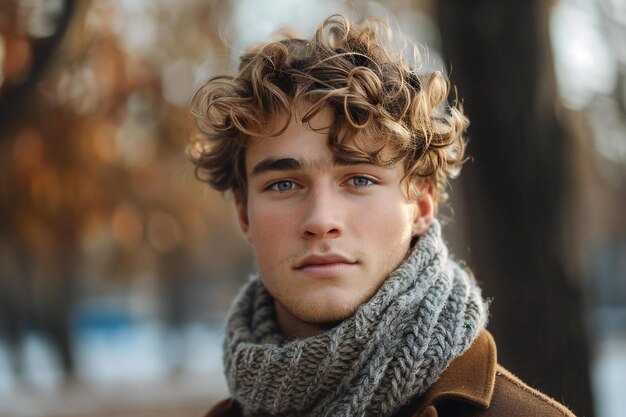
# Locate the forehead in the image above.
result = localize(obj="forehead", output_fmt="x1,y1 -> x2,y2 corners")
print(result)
243,107 -> 400,176
244,108 -> 334,171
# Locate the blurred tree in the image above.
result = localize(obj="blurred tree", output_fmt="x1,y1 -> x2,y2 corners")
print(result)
437,1 -> 594,416
0,0 -> 78,376
0,0 -> 76,138
0,0 -> 248,383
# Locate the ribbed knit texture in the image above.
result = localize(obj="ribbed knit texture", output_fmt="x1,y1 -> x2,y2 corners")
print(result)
223,220 -> 488,417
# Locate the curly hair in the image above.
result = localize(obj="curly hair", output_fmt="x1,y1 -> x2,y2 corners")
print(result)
189,14 -> 468,205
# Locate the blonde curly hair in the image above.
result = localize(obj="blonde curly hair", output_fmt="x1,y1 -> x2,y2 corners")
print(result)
189,14 -> 468,205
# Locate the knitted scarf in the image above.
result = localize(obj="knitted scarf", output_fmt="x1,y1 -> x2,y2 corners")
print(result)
223,220 -> 488,417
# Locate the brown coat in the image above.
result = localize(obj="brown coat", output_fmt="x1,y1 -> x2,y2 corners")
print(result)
202,331 -> 576,417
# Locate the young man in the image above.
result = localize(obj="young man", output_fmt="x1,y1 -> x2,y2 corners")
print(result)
190,15 -> 576,417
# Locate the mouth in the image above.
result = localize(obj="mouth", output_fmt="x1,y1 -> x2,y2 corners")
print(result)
294,254 -> 357,277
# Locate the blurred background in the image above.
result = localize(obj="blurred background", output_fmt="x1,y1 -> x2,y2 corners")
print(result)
0,0 -> 624,416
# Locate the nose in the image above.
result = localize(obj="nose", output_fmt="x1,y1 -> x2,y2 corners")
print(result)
299,185 -> 344,240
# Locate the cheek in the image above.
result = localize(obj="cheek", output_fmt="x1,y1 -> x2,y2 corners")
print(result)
358,204 -> 415,272
247,205 -> 296,247
355,199 -> 415,240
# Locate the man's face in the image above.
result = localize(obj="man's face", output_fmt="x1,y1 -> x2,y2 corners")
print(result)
235,108 -> 433,329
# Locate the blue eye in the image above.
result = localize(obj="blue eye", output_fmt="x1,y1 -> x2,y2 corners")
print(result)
272,180 -> 295,192
350,176 -> 373,187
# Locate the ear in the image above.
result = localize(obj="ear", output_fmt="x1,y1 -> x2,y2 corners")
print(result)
411,182 -> 435,237
234,192 -> 252,244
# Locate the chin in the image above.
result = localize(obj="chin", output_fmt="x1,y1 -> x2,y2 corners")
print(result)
287,292 -> 365,324
300,307 -> 354,324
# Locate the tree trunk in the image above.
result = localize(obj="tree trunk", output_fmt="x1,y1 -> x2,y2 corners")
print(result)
437,2 -> 594,416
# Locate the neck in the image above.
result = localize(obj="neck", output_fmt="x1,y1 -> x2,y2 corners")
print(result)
275,301 -> 335,339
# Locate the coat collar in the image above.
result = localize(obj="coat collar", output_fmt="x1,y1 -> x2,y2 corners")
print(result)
418,329 -> 497,410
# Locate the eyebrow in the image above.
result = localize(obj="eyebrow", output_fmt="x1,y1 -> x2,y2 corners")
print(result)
250,156 -> 368,177
251,157 -> 300,177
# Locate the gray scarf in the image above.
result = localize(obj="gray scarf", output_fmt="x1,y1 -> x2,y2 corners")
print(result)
223,220 -> 488,417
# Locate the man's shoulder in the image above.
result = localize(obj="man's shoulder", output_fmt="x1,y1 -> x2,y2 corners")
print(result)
486,365 -> 576,417
200,369 -> 576,417
406,330 -> 576,417
200,331 -> 577,417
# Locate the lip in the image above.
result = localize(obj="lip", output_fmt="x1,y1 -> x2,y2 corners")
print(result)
294,254 -> 355,269
294,254 -> 357,278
